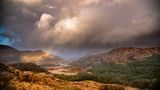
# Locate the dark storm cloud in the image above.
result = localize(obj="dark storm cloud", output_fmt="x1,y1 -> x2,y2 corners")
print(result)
0,0 -> 6,25
2,0 -> 160,53
150,0 -> 160,13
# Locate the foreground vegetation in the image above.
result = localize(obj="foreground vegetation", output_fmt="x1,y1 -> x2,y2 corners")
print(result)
1,56 -> 159,90
1,62 -> 137,90
55,56 -> 160,89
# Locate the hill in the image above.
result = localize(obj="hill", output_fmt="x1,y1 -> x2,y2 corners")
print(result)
0,45 -> 64,65
0,62 -> 139,90
71,47 -> 160,67
0,45 -> 18,52
10,63 -> 47,73
57,56 -> 160,89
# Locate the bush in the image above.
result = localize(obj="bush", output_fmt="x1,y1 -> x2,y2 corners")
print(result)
151,79 -> 160,90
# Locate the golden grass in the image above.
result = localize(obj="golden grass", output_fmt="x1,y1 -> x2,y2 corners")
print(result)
0,63 -> 139,90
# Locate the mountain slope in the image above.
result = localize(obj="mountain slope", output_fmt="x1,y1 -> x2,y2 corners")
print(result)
0,45 -> 64,65
10,63 -> 47,73
20,50 -> 64,65
71,47 -> 160,67
0,45 -> 20,64
58,56 -> 160,89
0,45 -> 17,52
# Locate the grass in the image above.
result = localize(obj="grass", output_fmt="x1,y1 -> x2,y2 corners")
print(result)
0,63 -> 98,90
10,63 -> 47,73
1,56 -> 159,90
64,87 -> 81,90
100,85 -> 125,90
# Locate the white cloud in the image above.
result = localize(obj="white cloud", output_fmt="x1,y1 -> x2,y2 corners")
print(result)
7,0 -> 159,50
21,8 -> 37,17
50,0 -> 156,46
80,0 -> 101,5
37,13 -> 55,30
46,5 -> 56,9
107,0 -> 131,6
14,0 -> 43,6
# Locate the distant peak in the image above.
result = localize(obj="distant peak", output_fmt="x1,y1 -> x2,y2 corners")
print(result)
0,44 -> 17,52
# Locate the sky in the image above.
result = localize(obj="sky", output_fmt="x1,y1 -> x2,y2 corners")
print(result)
0,0 -> 160,59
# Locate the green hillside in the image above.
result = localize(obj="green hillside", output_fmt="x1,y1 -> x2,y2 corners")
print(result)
56,56 -> 160,89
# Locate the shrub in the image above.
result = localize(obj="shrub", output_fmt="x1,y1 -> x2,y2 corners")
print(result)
150,79 -> 160,90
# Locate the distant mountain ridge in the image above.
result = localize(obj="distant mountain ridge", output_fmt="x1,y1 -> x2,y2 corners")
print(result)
71,47 -> 160,67
0,45 -> 17,52
0,45 -> 64,65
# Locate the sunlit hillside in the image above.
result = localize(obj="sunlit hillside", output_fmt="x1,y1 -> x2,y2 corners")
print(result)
0,62 -> 139,90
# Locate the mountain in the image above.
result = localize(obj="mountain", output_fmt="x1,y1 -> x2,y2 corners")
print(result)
0,45 -> 18,52
70,47 -> 160,67
20,50 -> 64,65
0,45 -> 64,65
0,45 -> 20,64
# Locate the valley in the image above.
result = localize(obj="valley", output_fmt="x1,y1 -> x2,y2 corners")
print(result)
1,0 -> 160,89
0,45 -> 160,90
